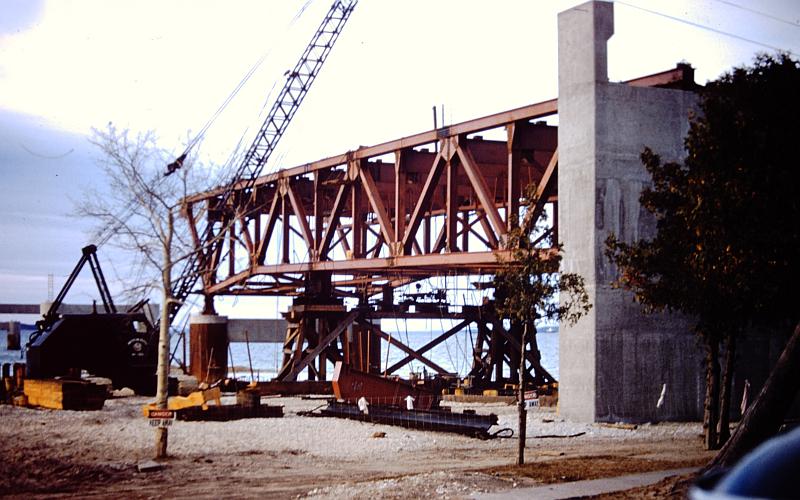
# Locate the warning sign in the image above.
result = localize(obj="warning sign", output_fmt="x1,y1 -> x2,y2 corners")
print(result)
148,409 -> 176,427
523,391 -> 540,409
148,409 -> 176,419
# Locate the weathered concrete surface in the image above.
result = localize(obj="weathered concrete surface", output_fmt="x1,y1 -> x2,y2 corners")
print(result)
555,1 -> 792,423
557,1 -> 700,422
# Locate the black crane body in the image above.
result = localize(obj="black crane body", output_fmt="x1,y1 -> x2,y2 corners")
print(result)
26,245 -> 160,395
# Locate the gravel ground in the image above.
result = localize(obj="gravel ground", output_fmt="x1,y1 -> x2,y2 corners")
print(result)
0,393 -> 712,498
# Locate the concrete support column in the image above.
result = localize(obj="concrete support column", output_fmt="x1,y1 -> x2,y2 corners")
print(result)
189,314 -> 229,384
557,1 -> 700,422
557,0 -> 614,424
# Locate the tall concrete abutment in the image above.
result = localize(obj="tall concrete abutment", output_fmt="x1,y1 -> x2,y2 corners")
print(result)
557,1 -> 702,422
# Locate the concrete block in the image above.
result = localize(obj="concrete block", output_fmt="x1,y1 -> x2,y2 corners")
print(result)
137,460 -> 165,473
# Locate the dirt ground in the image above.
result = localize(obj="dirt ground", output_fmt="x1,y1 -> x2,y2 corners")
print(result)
577,473 -> 698,499
0,394 -> 714,499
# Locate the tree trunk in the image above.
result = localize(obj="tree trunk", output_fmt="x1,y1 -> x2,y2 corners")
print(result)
154,286 -> 170,458
706,320 -> 800,472
703,334 -> 721,450
716,333 -> 736,446
155,212 -> 174,459
517,322 -> 527,466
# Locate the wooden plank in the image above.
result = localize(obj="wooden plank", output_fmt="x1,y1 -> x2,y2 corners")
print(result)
442,394 -> 516,404
24,379 -> 106,411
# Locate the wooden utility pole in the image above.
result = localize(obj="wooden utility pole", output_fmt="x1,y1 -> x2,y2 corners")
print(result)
517,322 -> 527,465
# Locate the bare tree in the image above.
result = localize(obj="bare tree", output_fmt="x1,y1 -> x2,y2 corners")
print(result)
494,185 -> 591,466
76,123 -> 209,458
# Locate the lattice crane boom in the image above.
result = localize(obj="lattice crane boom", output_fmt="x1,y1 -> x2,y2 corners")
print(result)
168,0 -> 357,325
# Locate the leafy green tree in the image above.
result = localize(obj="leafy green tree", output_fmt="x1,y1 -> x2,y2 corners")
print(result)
606,54 -> 800,452
495,185 -> 592,327
494,184 -> 591,465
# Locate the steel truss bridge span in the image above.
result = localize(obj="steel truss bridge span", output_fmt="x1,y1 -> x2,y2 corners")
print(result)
180,64 -> 695,388
185,98 -> 558,298
184,64 -> 693,299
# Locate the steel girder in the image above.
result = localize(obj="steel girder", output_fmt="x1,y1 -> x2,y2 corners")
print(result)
184,102 -> 558,297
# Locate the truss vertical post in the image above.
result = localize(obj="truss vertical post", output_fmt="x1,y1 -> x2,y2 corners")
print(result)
446,156 -> 458,252
507,122 -> 522,230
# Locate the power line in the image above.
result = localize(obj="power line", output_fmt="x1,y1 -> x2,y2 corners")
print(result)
615,1 -> 796,56
709,0 -> 800,29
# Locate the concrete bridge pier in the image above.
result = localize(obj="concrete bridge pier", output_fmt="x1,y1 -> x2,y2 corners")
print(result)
557,1 -> 701,423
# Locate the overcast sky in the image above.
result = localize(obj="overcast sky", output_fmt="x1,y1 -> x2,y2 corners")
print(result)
1,0 -> 798,310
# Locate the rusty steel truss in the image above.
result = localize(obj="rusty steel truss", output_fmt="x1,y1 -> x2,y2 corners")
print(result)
182,64 -> 696,389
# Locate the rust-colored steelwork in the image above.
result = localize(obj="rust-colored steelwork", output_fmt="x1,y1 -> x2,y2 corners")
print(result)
332,361 -> 439,410
183,107 -> 559,296
189,319 -> 228,383
182,64 -> 695,390
316,400 -> 499,438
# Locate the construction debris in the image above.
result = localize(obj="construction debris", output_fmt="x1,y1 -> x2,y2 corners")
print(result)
532,432 -> 587,439
141,387 -> 284,422
599,422 -> 639,430
142,387 -> 221,416
177,388 -> 283,421
137,460 -> 165,473
315,400 -> 499,439
442,394 -> 516,404
176,403 -> 283,421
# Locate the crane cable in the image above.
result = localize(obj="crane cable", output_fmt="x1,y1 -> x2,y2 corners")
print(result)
165,0 -> 316,176
95,0 -> 317,314
102,0 -> 317,242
